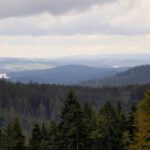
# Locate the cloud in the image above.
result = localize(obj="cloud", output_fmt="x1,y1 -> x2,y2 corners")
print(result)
0,0 -> 113,18
0,0 -> 149,36
0,0 -> 149,58
103,0 -> 150,34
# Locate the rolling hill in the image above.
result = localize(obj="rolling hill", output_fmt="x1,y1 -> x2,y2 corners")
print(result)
81,65 -> 150,87
8,65 -> 126,84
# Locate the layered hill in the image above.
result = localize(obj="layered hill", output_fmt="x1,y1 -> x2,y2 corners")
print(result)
81,65 -> 150,87
8,65 -> 126,84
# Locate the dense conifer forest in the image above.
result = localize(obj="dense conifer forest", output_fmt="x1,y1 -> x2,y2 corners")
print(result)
0,79 -> 150,131
0,90 -> 150,150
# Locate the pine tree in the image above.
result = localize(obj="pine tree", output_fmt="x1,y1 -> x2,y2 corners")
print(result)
28,123 -> 42,150
0,129 -> 3,150
91,101 -> 126,150
0,129 -> 1,141
115,101 -> 127,150
59,90 -> 83,150
81,103 -> 96,150
128,106 -> 137,145
40,123 -> 49,150
47,121 -> 59,150
2,118 -> 25,150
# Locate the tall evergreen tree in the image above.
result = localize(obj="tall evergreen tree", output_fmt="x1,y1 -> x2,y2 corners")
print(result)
0,129 -> 2,150
115,101 -> 127,149
59,90 -> 83,150
81,103 -> 96,150
2,118 -> 25,150
28,123 -> 42,150
40,123 -> 49,150
91,101 -> 126,150
128,105 -> 137,145
47,121 -> 59,150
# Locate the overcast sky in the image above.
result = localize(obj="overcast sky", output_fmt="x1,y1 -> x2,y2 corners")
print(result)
0,0 -> 150,58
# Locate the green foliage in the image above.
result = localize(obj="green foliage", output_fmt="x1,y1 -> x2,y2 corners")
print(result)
128,106 -> 137,145
2,118 -> 25,150
130,91 -> 150,150
0,129 -> 2,150
58,90 -> 83,150
81,103 -> 96,150
46,121 -> 59,150
28,123 -> 42,150
0,89 -> 150,150
40,123 -> 49,150
28,122 -> 59,150
0,79 -> 149,129
91,101 -> 127,150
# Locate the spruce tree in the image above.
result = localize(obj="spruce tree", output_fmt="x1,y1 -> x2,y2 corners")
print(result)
115,101 -> 127,150
59,90 -> 83,150
3,118 -> 25,150
41,123 -> 49,150
28,123 -> 42,150
47,121 -> 59,150
81,103 -> 96,150
128,106 -> 137,144
0,129 -> 3,150
92,101 -> 126,150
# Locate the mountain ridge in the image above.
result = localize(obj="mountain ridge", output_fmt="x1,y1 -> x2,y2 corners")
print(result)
81,65 -> 150,87
8,64 -> 126,84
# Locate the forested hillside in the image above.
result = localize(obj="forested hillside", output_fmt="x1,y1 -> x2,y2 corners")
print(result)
81,65 -> 150,87
0,90 -> 150,150
0,79 -> 150,131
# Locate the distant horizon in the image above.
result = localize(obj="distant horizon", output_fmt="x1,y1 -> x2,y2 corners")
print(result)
0,53 -> 150,59
1,53 -> 150,73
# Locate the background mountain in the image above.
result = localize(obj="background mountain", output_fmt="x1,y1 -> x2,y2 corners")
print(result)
1,54 -> 150,73
8,65 -> 126,84
81,65 -> 150,87
1,54 -> 150,85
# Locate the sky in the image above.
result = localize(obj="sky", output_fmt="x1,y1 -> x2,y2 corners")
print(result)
0,0 -> 150,58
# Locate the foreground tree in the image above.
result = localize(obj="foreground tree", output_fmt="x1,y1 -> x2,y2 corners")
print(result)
46,121 -> 59,150
91,101 -> 127,150
28,123 -> 42,150
132,91 -> 150,150
0,129 -> 3,150
2,118 -> 25,150
1,90 -> 146,150
128,105 -> 137,147
81,103 -> 96,150
58,90 -> 84,150
40,123 -> 49,150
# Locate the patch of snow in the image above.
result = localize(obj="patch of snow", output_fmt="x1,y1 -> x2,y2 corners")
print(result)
113,65 -> 120,68
0,74 -> 9,79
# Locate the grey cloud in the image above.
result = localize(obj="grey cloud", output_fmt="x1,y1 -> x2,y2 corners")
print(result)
0,12 -> 149,36
0,0 -> 149,36
0,0 -> 114,18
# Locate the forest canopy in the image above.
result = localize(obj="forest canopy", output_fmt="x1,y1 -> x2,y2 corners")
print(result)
0,90 -> 150,150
